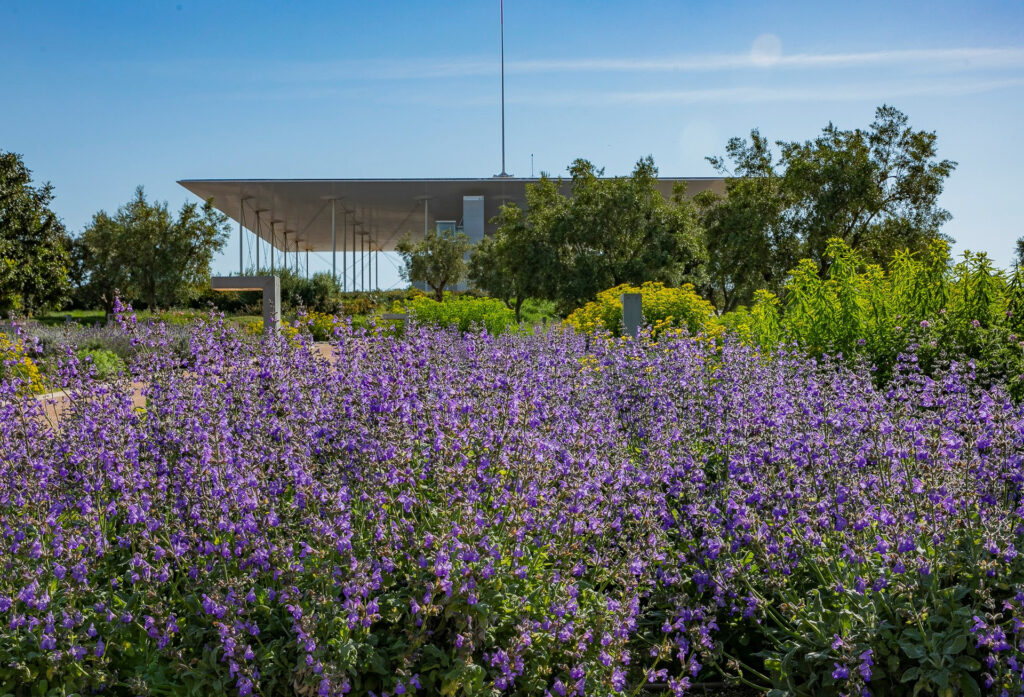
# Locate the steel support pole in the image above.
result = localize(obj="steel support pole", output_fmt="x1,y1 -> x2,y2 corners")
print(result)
255,211 -> 261,273
305,249 -> 309,281
330,199 -> 336,283
295,240 -> 299,275
500,0 -> 506,176
375,245 -> 379,291
282,231 -> 288,274
352,224 -> 357,291
341,212 -> 347,292
238,199 -> 244,275
270,224 -> 275,274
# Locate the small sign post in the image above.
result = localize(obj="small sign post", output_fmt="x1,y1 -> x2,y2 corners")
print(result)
621,293 -> 643,338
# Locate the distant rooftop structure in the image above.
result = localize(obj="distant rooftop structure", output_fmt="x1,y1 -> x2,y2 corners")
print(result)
178,177 -> 726,253
178,177 -> 726,291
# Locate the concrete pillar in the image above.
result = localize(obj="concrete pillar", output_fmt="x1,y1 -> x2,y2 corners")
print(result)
211,275 -> 280,333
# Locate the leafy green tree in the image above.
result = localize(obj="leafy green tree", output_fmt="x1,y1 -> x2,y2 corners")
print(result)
700,105 -> 956,310
396,228 -> 471,302
0,150 -> 73,315
781,105 -> 956,269
550,157 -> 705,312
696,131 -> 797,311
469,199 -> 559,322
488,156 -> 705,314
75,187 -> 229,310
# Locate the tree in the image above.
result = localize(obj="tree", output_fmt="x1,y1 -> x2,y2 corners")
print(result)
396,228 -> 471,302
0,150 -> 73,315
699,105 -> 956,311
781,105 -> 956,270
75,187 -> 229,310
468,197 -> 559,322
553,157 -> 706,312
486,157 -> 706,315
695,131 -> 798,311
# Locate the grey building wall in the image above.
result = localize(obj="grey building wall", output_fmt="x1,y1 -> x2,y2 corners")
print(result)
462,196 -> 485,244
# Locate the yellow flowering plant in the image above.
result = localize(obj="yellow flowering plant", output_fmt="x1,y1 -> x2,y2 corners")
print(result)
565,282 -> 718,338
0,332 -> 45,395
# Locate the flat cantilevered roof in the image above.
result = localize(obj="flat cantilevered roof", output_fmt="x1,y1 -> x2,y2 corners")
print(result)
178,177 -> 727,253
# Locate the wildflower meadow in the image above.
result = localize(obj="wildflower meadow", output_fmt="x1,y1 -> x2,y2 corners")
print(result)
2,304 -> 1024,697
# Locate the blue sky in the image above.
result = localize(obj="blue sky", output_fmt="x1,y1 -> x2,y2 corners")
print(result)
2,0 -> 1023,289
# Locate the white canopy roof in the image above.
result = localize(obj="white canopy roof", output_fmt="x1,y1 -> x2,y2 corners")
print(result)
178,177 -> 726,252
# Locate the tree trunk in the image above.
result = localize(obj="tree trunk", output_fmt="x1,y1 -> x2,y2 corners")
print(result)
432,285 -> 444,303
514,295 -> 524,323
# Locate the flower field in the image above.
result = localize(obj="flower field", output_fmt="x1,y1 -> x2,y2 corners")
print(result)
3,312 -> 1024,696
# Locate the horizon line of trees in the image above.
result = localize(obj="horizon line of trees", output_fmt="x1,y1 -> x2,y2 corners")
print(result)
398,105 -> 975,320
2,104 -> 1016,320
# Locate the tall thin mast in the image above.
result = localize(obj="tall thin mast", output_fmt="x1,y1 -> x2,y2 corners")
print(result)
499,0 -> 507,177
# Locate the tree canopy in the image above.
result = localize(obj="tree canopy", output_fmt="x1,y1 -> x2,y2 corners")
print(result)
0,150 -> 73,315
481,156 -> 706,315
468,192 -> 560,321
74,187 -> 230,310
698,105 -> 956,311
396,228 -> 471,302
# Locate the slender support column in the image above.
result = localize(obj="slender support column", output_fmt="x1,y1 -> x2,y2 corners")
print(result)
282,231 -> 288,274
330,199 -> 337,283
255,211 -> 261,273
341,212 -> 347,292
375,246 -> 379,291
352,224 -> 357,291
239,199 -> 244,275
305,249 -> 309,281
270,223 -> 275,273
361,236 -> 366,292
295,240 -> 299,275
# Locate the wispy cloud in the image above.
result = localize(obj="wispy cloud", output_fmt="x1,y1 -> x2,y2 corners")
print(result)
507,47 -> 1024,74
495,77 -> 1024,107
264,46 -> 1024,82
208,75 -> 1024,107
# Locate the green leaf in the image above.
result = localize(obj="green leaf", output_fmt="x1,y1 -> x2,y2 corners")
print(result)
899,641 -> 927,659
901,667 -> 921,683
959,673 -> 981,697
943,634 -> 967,655
955,655 -> 981,671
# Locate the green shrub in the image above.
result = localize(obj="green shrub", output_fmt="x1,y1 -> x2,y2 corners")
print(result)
75,348 -> 125,380
519,298 -> 559,326
408,296 -> 518,334
714,238 -> 1024,393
